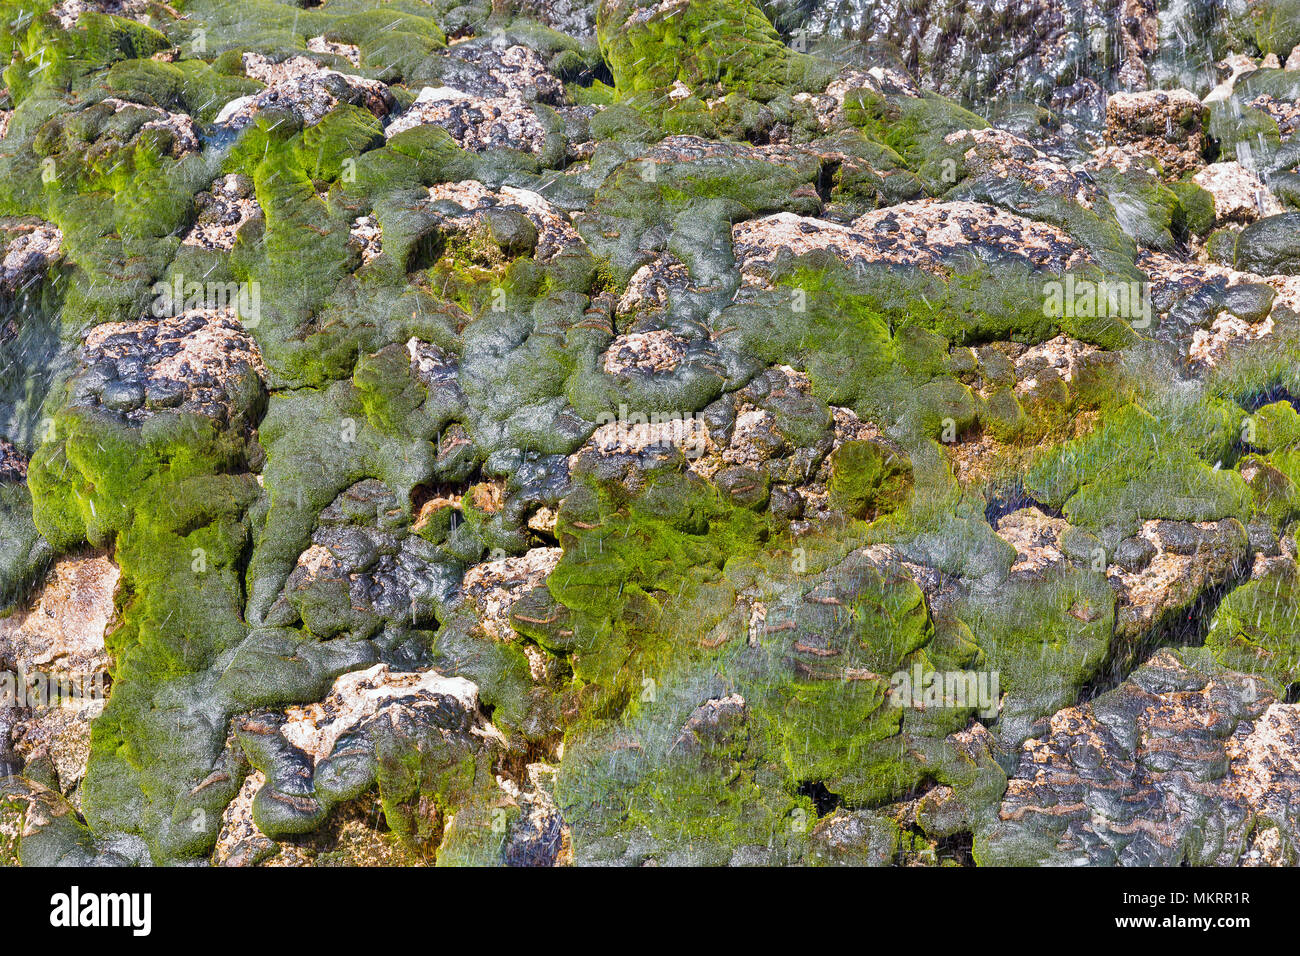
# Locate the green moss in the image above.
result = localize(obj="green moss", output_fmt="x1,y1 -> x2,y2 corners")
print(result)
1206,560 -> 1300,686
1250,401 -> 1300,453
546,459 -> 769,710
551,519 -> 1005,864
1025,401 -> 1250,534
827,440 -> 913,520
1243,442 -> 1300,527
1058,163 -> 1179,251
1223,2 -> 1300,58
1208,99 -> 1282,172
295,105 -> 385,182
957,566 -> 1116,744
595,0 -> 828,102
1170,179 -> 1217,238
3,6 -> 169,104
27,406 -> 262,860
1207,227 -> 1240,265
844,89 -> 987,181
105,58 -> 262,123
0,482 -> 52,612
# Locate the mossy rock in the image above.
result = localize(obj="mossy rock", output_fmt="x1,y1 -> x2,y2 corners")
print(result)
1206,561 -> 1300,687
596,0 -> 829,102
827,439 -> 913,520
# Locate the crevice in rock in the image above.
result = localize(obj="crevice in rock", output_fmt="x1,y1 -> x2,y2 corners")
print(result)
1077,555 -> 1252,705
797,779 -> 843,817
982,477 -> 1063,527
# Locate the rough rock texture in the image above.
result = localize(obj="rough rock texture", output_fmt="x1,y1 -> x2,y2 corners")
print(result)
0,553 -> 117,801
385,87 -> 552,153
0,553 -> 117,680
979,649 -> 1300,866
3,0 -> 1300,870
72,311 -> 267,430
216,54 -> 396,129
1,222 -> 63,302
182,175 -> 262,252
1104,88 -> 1207,176
1194,161 -> 1285,224
733,202 -> 1098,282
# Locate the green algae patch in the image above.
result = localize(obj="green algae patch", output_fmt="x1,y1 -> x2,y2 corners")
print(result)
1206,560 -> 1300,686
104,58 -> 262,123
845,89 -> 987,180
1024,401 -> 1250,534
719,256 -> 1133,461
1248,401 -> 1300,453
27,407 -> 261,860
245,380 -> 439,628
827,439 -> 913,520
954,567 -> 1115,745
545,456 -> 769,712
596,0 -> 826,102
0,482 -> 53,612
552,530 -> 1006,864
3,6 -> 169,104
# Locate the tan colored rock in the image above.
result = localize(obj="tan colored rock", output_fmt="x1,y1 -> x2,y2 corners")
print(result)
945,128 -> 1100,208
306,36 -> 361,66
0,553 -> 117,797
1204,54 -> 1260,104
280,663 -> 493,762
1193,161 -> 1285,224
216,53 -> 394,129
0,437 -> 24,482
1,221 -> 63,295
10,709 -> 96,802
602,330 -> 690,376
213,772 -> 422,866
49,0 -> 151,29
386,86 -> 549,153
213,771 -> 278,867
1104,89 -> 1206,176
995,509 -> 1071,575
1248,93 -> 1300,139
1013,335 -> 1102,398
460,549 -> 563,643
78,309 -> 268,428
1106,519 -> 1248,641
99,97 -> 200,157
180,174 -> 261,252
348,215 -> 382,264
1137,249 -> 1300,367
0,553 -> 117,680
733,201 -> 1096,286
614,255 -> 693,319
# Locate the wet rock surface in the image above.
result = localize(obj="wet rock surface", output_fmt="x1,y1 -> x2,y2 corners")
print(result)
385,86 -> 553,153
0,553 -> 117,803
2,0 -> 1300,869
980,649 -> 1300,866
216,53 -> 396,130
71,311 -> 267,431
